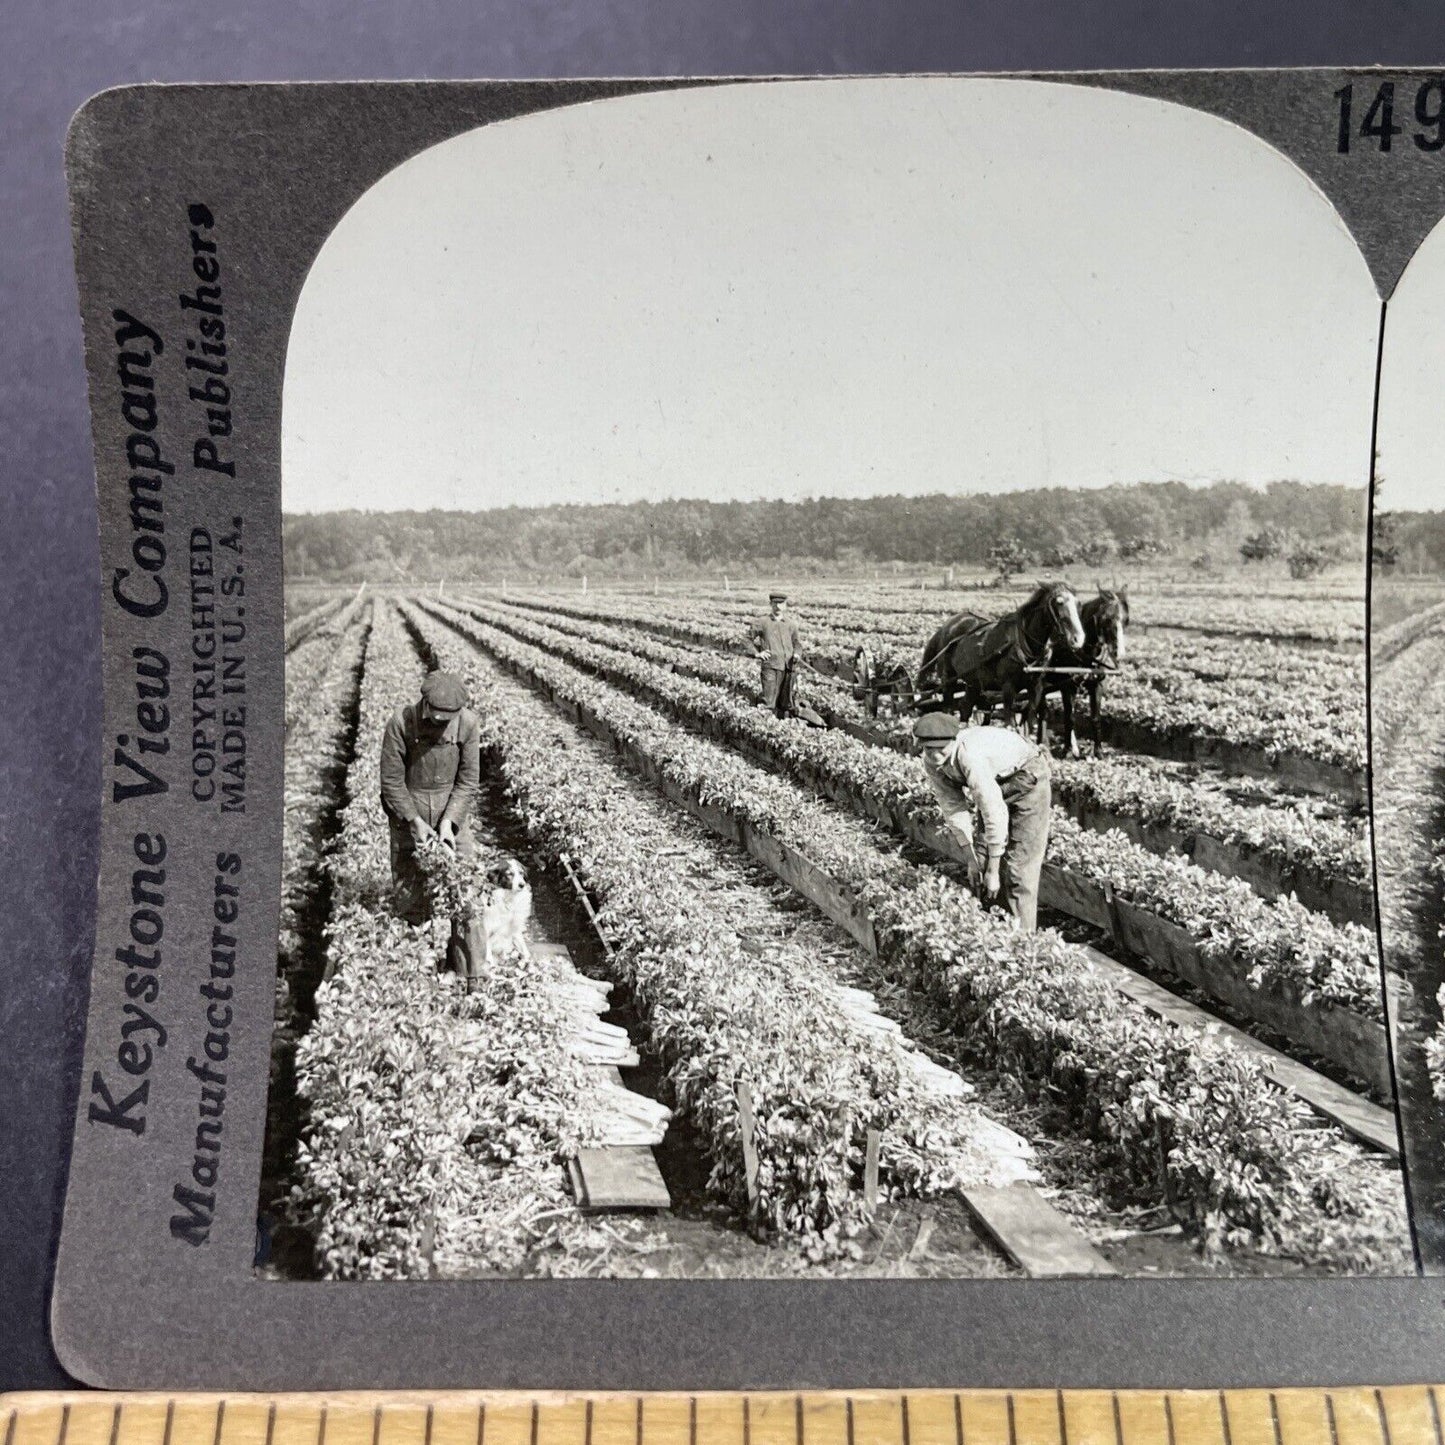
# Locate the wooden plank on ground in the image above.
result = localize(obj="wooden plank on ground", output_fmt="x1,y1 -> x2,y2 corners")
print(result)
958,1182 -> 1117,1277
1078,943 -> 1399,1156
1256,1054 -> 1401,1155
574,1146 -> 672,1211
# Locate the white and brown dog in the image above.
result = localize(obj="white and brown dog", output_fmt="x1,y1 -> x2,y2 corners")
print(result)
480,854 -> 533,964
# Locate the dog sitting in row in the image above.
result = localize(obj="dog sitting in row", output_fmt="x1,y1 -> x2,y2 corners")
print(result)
479,853 -> 533,966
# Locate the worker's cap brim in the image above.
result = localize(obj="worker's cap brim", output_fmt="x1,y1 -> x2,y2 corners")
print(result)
913,711 -> 962,743
421,670 -> 469,712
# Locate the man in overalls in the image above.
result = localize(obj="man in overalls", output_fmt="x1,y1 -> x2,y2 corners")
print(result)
749,591 -> 804,718
379,670 -> 481,974
913,711 -> 1051,932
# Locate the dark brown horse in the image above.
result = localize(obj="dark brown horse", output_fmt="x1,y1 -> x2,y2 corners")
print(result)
1030,586 -> 1129,757
917,582 -> 1086,729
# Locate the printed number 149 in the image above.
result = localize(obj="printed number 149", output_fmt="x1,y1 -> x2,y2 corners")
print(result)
1336,80 -> 1445,153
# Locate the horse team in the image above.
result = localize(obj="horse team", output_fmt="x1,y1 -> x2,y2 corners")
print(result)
852,583 -> 1130,758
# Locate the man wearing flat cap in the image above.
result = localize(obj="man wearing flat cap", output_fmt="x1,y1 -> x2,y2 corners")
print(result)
380,670 -> 482,971
913,712 -> 1051,932
749,591 -> 804,718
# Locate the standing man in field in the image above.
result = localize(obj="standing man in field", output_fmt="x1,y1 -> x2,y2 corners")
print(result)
380,670 -> 482,975
749,591 -> 804,718
912,711 -> 1052,932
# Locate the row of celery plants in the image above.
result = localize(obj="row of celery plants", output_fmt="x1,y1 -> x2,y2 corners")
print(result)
282,603 -> 369,739
283,593 -> 347,652
278,604 -> 372,982
290,603 -> 600,1279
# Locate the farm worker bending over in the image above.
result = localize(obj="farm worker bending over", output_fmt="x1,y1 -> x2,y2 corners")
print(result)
380,669 -> 482,974
749,591 -> 804,718
913,711 -> 1052,933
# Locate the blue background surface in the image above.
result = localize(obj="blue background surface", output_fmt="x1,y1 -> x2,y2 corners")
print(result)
6,0 -> 1445,1391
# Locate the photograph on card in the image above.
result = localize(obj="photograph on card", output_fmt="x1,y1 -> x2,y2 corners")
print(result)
1366,207 -> 1445,1273
257,78 -> 1406,1283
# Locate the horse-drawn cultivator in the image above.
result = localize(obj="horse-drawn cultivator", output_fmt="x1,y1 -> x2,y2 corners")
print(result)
850,582 -> 1130,759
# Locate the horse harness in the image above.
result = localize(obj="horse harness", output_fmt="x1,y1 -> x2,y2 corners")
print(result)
950,607 -> 1057,676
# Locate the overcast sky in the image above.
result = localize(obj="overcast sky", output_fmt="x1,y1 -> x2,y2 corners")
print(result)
283,77 -> 1381,515
1376,215 -> 1445,515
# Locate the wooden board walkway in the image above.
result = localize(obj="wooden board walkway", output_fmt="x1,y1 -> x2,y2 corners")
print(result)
1076,941 -> 1400,1156
573,1147 -> 673,1210
961,1184 -> 1118,1279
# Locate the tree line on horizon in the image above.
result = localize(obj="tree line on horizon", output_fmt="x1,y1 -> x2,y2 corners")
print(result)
283,479 -> 1370,583
1372,484 -> 1445,576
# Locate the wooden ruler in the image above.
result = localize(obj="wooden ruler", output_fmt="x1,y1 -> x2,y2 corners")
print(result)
3,1390 -> 1443,1445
